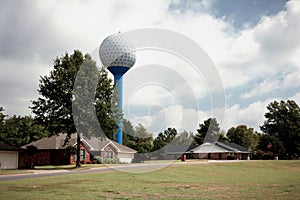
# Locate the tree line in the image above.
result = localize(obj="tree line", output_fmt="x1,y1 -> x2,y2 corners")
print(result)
0,50 -> 299,161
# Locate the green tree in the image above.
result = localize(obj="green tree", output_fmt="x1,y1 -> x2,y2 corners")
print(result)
153,128 -> 177,151
194,118 -> 221,144
31,50 -> 116,167
95,67 -> 119,140
260,100 -> 300,159
227,125 -> 259,148
26,145 -> 38,169
133,124 -> 153,153
122,119 -> 136,148
256,134 -> 284,159
172,130 -> 194,145
0,115 -> 47,146
218,130 -> 228,142
0,107 -> 6,132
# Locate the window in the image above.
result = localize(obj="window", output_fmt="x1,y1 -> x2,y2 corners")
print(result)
104,151 -> 114,159
74,150 -> 86,161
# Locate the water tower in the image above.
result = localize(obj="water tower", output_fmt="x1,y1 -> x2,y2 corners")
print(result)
99,32 -> 136,144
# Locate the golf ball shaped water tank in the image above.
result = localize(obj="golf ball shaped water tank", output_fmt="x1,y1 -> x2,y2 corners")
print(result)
99,33 -> 136,68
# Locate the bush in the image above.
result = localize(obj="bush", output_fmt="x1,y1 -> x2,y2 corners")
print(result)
92,156 -> 102,164
103,158 -> 120,164
227,155 -> 235,160
80,160 -> 86,164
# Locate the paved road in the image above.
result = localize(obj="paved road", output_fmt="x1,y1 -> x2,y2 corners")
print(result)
0,160 -> 248,181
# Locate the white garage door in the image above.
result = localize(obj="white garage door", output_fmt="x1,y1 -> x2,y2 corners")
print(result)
118,153 -> 134,163
0,151 -> 18,169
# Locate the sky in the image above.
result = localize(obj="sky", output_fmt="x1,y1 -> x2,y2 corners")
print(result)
0,0 -> 299,135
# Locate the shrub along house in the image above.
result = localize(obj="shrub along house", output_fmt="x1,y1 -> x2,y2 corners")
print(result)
20,133 -> 136,168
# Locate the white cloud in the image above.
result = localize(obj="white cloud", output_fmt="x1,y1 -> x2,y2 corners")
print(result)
0,0 -> 299,135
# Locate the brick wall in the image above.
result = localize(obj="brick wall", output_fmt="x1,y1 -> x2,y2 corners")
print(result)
19,149 -> 70,168
70,142 -> 91,164
101,144 -> 118,160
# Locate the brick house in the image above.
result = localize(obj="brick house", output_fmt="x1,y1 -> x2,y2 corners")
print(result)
164,142 -> 250,160
189,142 -> 250,160
20,133 -> 136,168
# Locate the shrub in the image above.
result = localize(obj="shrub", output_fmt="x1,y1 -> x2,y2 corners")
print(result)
227,155 -> 235,160
80,160 -> 86,164
103,158 -> 120,164
92,156 -> 102,164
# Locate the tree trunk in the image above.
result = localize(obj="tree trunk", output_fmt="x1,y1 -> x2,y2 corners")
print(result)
76,133 -> 81,167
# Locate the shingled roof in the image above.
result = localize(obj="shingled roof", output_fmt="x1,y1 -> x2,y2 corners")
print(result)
189,142 -> 249,154
0,141 -> 23,151
22,133 -> 136,153
22,133 -> 76,149
84,137 -> 136,153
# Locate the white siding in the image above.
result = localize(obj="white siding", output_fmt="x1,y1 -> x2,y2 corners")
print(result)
0,151 -> 18,169
118,153 -> 134,163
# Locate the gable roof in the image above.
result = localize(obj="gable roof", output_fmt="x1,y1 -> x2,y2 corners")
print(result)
221,142 -> 249,152
189,142 -> 249,154
22,133 -> 137,154
0,141 -> 23,151
84,137 -> 136,153
166,144 -> 198,154
22,133 -> 76,149
190,142 -> 232,153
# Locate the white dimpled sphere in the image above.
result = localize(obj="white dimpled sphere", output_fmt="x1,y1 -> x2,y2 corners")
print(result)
99,33 -> 136,68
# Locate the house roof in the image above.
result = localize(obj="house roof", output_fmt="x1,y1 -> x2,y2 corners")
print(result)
221,142 -> 249,152
166,144 -> 198,154
190,142 -> 232,153
0,141 -> 23,151
22,133 -> 137,154
84,137 -> 136,153
189,142 -> 249,154
22,133 -> 76,149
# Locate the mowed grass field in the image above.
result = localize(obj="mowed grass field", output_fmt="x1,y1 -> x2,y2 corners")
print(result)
0,161 -> 299,199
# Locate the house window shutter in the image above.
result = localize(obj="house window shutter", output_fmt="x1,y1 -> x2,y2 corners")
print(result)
74,154 -> 77,161
83,150 -> 86,160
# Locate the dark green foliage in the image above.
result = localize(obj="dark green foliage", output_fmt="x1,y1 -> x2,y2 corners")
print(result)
132,124 -> 153,153
194,118 -> 221,144
256,134 -> 285,159
171,130 -> 194,145
227,154 -> 235,160
122,118 -> 136,148
227,125 -> 260,149
103,158 -> 120,164
65,145 -> 77,156
0,115 -> 47,146
31,50 -> 117,139
135,125 -> 153,153
26,145 -> 38,169
153,128 -> 177,151
95,67 -> 119,139
31,51 -> 82,136
31,50 -> 117,167
260,100 -> 300,158
92,156 -> 102,164
0,107 -> 5,131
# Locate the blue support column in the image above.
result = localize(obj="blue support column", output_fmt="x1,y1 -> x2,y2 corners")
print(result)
107,66 -> 129,145
114,75 -> 123,144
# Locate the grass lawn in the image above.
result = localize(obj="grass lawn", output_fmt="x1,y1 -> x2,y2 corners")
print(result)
0,160 -> 299,199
